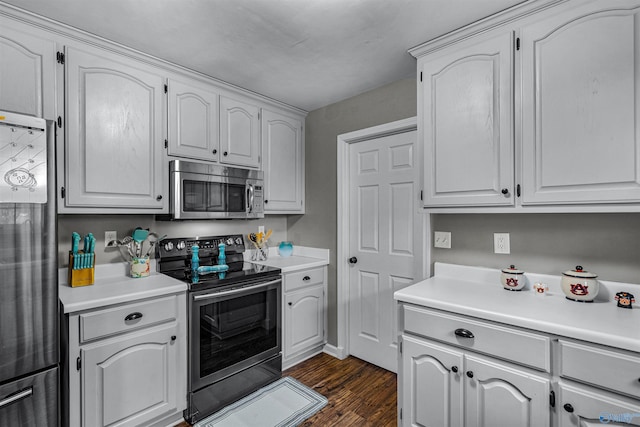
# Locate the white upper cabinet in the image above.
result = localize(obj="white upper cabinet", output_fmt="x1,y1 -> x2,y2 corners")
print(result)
412,0 -> 640,211
220,95 -> 261,168
167,77 -> 219,162
0,17 -> 56,118
520,1 -> 640,205
261,109 -> 304,213
419,30 -> 514,207
64,44 -> 166,211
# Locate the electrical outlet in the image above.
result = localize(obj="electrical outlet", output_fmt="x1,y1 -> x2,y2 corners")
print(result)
494,233 -> 510,254
105,231 -> 117,247
434,231 -> 451,249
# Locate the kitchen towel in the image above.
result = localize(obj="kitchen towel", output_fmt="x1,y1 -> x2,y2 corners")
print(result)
194,376 -> 327,427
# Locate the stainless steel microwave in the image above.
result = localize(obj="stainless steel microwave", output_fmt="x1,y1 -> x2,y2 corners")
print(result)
166,160 -> 264,219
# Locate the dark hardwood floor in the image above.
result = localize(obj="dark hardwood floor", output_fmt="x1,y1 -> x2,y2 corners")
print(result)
175,352 -> 397,426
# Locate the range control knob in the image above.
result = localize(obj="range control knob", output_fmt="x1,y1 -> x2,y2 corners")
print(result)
226,237 -> 234,246
163,241 -> 174,252
235,237 -> 243,245
176,241 -> 186,250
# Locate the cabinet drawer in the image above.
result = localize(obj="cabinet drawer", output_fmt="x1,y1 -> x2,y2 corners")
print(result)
402,305 -> 550,372
284,267 -> 325,292
559,340 -> 640,399
80,295 -> 177,342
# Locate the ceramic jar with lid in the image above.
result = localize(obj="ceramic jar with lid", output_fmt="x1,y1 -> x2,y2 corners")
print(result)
501,265 -> 525,291
561,265 -> 599,302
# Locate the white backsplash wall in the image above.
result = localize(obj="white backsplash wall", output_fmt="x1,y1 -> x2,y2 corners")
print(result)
430,213 -> 640,284
57,214 -> 287,267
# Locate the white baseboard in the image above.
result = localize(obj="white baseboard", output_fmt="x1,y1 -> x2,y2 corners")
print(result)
323,343 -> 348,360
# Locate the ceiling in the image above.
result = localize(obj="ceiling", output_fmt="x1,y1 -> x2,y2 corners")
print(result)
3,0 -> 524,111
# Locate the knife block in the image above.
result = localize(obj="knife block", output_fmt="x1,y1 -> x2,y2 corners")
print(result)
68,252 -> 95,287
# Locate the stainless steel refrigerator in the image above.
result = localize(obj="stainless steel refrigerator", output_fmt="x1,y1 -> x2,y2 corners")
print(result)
0,111 -> 58,425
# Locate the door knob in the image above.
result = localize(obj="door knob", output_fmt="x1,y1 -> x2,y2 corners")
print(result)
349,257 -> 358,264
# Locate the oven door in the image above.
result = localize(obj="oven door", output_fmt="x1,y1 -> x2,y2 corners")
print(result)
189,278 -> 281,392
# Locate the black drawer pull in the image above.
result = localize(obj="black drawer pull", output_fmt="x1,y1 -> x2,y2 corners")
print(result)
303,276 -> 311,281
563,403 -> 574,413
124,312 -> 143,321
454,328 -> 474,339
171,335 -> 177,342
466,371 -> 474,378
451,366 -> 458,373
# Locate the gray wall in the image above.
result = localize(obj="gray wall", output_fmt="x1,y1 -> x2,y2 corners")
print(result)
431,213 -> 640,283
288,78 -> 418,347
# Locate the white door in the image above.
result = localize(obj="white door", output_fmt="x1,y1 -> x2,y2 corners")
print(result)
262,109 -> 304,213
167,77 -> 219,162
348,128 -> 417,372
419,30 -> 514,207
219,95 -> 260,168
520,1 -> 640,205
401,335 -> 464,427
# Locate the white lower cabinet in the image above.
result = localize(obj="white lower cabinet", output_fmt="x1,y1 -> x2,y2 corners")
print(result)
399,304 -> 640,427
282,266 -> 327,369
64,293 -> 187,427
401,335 -> 549,427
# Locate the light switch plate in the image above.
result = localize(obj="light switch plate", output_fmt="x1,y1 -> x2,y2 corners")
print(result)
434,231 -> 451,249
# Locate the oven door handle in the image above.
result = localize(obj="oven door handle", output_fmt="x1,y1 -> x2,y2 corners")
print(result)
247,184 -> 254,213
193,279 -> 281,301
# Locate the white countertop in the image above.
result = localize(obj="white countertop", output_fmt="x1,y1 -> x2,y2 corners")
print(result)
395,263 -> 640,352
59,261 -> 187,314
250,245 -> 329,273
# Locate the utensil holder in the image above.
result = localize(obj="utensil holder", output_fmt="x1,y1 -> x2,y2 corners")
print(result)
68,252 -> 95,287
251,242 -> 269,261
130,256 -> 150,278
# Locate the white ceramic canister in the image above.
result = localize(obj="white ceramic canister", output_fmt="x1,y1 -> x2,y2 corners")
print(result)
501,265 -> 525,291
561,265 -> 598,302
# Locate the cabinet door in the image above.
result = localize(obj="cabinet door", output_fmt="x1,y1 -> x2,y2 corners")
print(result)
0,17 -> 56,118
82,324 -> 179,427
400,335 -> 463,427
465,354 -> 550,427
261,109 -> 304,213
420,30 -> 514,207
167,77 -> 219,161
521,2 -> 640,205
284,286 -> 324,358
65,45 -> 166,210
559,381 -> 640,427
220,95 -> 260,168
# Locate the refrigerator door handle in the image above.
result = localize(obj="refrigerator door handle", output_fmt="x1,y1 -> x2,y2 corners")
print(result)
0,387 -> 33,408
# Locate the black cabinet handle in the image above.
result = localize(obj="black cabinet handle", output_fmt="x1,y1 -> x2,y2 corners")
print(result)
454,328 -> 474,339
265,200 -> 269,204
563,403 -> 574,413
466,371 -> 474,378
549,390 -> 555,408
212,149 -> 217,154
451,366 -> 458,373
501,188 -> 509,195
288,302 -> 292,306
124,312 -> 143,321
349,257 -> 358,264
303,276 -> 311,281
171,335 -> 177,342
223,151 -> 228,156
156,195 -> 163,201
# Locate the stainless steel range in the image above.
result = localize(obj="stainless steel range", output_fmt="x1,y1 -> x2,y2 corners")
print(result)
157,234 -> 282,425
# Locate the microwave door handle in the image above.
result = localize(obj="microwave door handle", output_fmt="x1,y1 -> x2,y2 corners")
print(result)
247,184 -> 254,213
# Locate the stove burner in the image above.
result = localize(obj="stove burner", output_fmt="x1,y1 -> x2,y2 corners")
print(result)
156,234 -> 281,290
